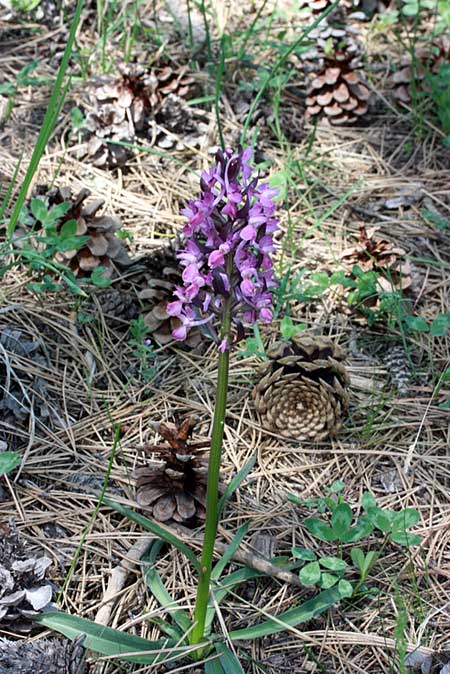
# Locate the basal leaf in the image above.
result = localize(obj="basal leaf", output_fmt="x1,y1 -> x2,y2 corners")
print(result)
103,497 -> 201,572
34,611 -> 179,665
218,454 -> 256,515
212,523 -> 249,581
228,586 -> 342,641
216,643 -> 246,674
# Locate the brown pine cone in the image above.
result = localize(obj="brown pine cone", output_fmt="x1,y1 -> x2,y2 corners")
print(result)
340,225 -> 412,292
81,63 -> 198,166
134,417 -> 219,525
301,22 -> 370,125
23,186 -> 131,277
392,36 -> 450,104
252,336 -> 349,441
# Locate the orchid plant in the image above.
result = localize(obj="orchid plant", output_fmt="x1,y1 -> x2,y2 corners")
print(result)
34,149 -> 346,670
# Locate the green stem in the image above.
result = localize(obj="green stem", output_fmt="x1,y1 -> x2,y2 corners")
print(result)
190,299 -> 232,653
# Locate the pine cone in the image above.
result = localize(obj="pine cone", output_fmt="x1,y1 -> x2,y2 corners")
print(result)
135,417 -> 216,524
138,242 -> 202,349
252,336 -> 349,441
382,345 -> 411,396
0,636 -> 86,674
392,36 -> 450,105
82,64 -> 198,166
88,288 -> 139,325
0,521 -> 54,632
340,226 -> 412,292
21,186 -> 131,277
303,23 -> 370,124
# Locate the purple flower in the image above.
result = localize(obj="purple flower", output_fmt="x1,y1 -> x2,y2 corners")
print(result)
170,147 -> 279,347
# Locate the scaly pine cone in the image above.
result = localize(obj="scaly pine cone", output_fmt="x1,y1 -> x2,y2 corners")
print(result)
303,23 -> 370,124
0,521 -> 54,632
0,635 -> 86,674
134,417 -> 218,524
382,345 -> 412,396
0,636 -> 85,674
20,186 -> 131,277
82,63 -> 198,166
340,225 -> 412,293
138,241 -> 202,349
392,36 -> 450,105
252,336 -> 349,441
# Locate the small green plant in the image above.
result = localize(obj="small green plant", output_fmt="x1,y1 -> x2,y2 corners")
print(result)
129,316 -> 156,383
0,450 -> 21,476
427,63 -> 450,137
289,481 -> 421,600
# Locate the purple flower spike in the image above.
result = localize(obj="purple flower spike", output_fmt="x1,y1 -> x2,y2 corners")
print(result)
171,147 -> 279,347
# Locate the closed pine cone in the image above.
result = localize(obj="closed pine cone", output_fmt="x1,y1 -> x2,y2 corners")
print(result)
252,335 -> 349,441
135,417 -> 217,525
0,636 -> 86,674
303,23 -> 370,125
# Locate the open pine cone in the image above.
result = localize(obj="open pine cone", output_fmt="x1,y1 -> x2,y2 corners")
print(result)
0,636 -> 86,674
135,417 -> 217,525
21,186 -> 131,277
252,336 -> 349,441
0,521 -> 54,632
138,241 -> 203,348
340,225 -> 412,293
392,36 -> 450,104
82,63 -> 198,166
303,22 -> 370,125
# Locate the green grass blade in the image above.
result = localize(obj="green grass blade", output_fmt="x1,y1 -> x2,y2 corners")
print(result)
218,454 -> 256,515
0,148 -> 25,222
103,497 -> 201,573
229,586 -> 341,640
205,568 -> 263,634
205,656 -> 226,674
211,523 -> 249,581
34,612 -> 176,665
216,643 -> 245,674
7,0 -> 84,237
143,542 -> 192,633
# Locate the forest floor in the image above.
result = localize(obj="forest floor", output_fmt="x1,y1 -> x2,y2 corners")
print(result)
0,1 -> 450,673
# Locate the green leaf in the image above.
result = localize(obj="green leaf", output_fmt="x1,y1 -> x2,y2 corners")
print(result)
89,266 -> 111,287
216,643 -> 245,674
392,508 -> 420,531
365,508 -> 393,533
340,516 -> 374,543
291,547 -> 317,562
30,197 -> 48,223
299,561 -> 321,586
206,568 -> 263,634
331,503 -> 353,538
337,579 -> 353,598
319,557 -> 347,572
142,543 -> 192,633
34,612 -> 177,665
329,480 -> 345,494
390,531 -> 421,546
362,551 -> 379,574
49,201 -> 72,221
280,315 -> 304,339
228,586 -> 342,640
60,218 -> 78,239
350,547 -> 365,572
405,315 -> 430,333
205,657 -> 226,674
212,524 -> 249,581
319,573 -> 339,589
0,451 -> 21,476
218,454 -> 256,515
103,497 -> 201,572
430,313 -> 450,337
303,517 -> 336,542
361,492 -> 377,510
